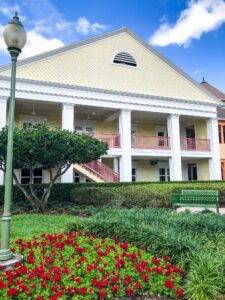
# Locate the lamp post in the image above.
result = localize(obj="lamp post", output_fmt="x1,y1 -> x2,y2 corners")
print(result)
0,13 -> 26,263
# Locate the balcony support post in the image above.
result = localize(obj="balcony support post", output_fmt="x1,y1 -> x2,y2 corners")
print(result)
0,98 -> 8,185
61,103 -> 75,183
119,109 -> 132,182
207,118 -> 221,180
167,114 -> 182,181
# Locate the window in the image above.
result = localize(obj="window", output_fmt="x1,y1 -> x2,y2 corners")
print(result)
74,172 -> 80,183
21,168 -> 43,184
113,52 -> 137,67
132,168 -> 136,182
159,168 -> 170,182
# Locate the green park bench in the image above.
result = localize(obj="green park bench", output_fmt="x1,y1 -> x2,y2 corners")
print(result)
172,190 -> 219,213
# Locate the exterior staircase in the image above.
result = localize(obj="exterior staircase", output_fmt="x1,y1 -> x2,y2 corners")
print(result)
73,160 -> 120,183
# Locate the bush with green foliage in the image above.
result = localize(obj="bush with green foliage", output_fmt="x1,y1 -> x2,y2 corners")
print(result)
68,208 -> 225,300
1,181 -> 225,212
0,124 -> 108,212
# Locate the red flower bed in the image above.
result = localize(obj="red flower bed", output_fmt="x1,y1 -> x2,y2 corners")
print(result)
0,232 -> 184,299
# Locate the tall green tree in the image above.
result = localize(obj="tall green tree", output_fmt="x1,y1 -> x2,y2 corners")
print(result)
0,124 -> 108,212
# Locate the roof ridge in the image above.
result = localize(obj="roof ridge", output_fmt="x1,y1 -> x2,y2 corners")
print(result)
0,27 -> 129,71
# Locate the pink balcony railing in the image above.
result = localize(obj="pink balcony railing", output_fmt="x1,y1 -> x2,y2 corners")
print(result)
94,133 -> 121,148
131,135 -> 171,150
181,138 -> 211,151
82,160 -> 120,182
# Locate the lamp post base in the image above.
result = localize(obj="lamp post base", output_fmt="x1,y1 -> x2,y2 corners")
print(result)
0,254 -> 23,271
0,248 -> 14,261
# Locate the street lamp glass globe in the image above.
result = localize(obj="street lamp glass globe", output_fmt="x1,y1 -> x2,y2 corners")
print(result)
3,13 -> 27,51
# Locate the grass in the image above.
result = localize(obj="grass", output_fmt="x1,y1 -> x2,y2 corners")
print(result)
3,214 -> 79,241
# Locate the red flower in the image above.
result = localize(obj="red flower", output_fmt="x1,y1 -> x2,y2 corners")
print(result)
7,287 -> 18,296
111,276 -> 119,284
115,259 -> 124,269
126,288 -> 134,296
164,280 -> 175,289
78,287 -> 87,294
164,256 -> 170,261
99,289 -> 106,298
0,280 -> 6,289
53,274 -> 61,282
120,242 -> 128,251
75,247 -> 85,254
74,277 -> 81,284
141,273 -> 148,282
36,297 -> 44,300
112,286 -> 120,293
92,279 -> 98,286
134,282 -> 141,290
151,257 -> 160,265
176,288 -> 184,297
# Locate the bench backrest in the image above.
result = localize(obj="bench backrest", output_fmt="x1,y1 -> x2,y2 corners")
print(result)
181,190 -> 218,196
179,190 -> 218,204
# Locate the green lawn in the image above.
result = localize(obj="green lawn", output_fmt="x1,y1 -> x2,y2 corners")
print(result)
4,214 -> 80,241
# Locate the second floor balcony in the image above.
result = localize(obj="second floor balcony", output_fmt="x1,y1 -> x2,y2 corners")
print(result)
92,134 -> 211,152
180,138 -> 211,151
131,135 -> 171,150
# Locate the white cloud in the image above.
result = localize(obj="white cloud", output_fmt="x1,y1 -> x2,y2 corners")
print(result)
150,0 -> 225,47
0,1 -> 26,21
0,27 -> 64,59
0,1 -> 108,60
75,17 -> 108,35
19,31 -> 64,59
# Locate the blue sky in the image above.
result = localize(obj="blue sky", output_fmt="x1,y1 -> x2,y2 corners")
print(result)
0,0 -> 225,91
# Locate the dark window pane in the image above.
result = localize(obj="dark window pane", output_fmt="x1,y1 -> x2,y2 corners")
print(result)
159,168 -> 165,176
219,125 -> 222,143
33,178 -> 42,184
21,177 -> 30,184
33,168 -> 42,176
21,168 -> 30,177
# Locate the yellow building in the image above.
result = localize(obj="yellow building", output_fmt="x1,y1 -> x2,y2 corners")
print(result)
0,28 -> 222,184
201,79 -> 225,179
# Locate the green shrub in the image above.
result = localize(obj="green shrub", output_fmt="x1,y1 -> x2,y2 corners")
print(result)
1,180 -> 225,210
186,251 -> 225,300
67,208 -> 225,299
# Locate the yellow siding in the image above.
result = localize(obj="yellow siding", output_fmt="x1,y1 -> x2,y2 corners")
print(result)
13,112 -> 61,128
197,159 -> 209,180
96,121 -> 117,134
182,159 -> 209,181
1,33 -> 215,103
195,120 -> 207,139
133,161 -> 158,181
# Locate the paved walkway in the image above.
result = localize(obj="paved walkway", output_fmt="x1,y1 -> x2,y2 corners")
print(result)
176,207 -> 225,214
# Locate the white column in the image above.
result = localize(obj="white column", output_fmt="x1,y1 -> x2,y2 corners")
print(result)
167,114 -> 182,181
207,118 -> 221,180
119,109 -> 132,182
0,98 -> 7,185
61,103 -> 75,183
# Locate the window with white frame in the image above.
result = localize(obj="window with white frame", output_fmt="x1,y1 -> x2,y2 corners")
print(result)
19,115 -> 47,125
74,120 -> 96,134
21,168 -> 43,184
159,168 -> 170,182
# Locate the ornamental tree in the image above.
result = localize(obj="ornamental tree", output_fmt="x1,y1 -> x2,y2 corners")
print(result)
0,124 -> 108,212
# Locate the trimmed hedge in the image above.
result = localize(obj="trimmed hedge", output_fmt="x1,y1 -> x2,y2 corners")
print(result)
1,180 -> 225,210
